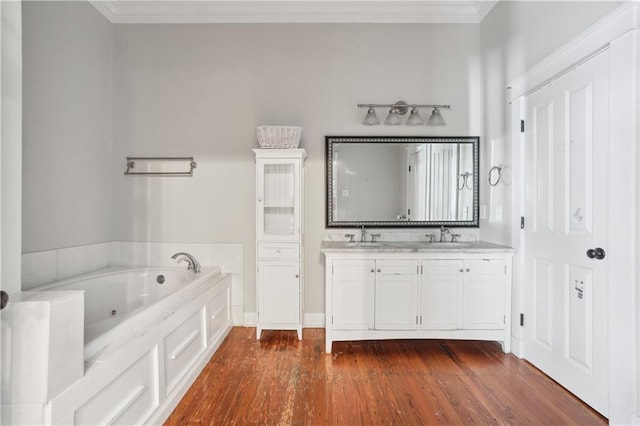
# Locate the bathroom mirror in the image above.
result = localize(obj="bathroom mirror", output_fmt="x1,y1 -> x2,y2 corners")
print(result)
326,136 -> 479,228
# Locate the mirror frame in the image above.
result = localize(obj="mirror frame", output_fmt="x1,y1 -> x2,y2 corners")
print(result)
325,136 -> 480,228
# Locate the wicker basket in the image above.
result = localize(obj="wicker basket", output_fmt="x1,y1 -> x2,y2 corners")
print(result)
256,126 -> 302,148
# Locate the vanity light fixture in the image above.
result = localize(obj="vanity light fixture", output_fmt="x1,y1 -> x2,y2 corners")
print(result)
358,101 -> 450,126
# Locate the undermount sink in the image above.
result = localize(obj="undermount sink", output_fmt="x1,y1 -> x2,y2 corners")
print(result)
426,242 -> 471,247
348,242 -> 382,247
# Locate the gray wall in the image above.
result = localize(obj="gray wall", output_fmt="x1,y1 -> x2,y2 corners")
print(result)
22,1 -> 113,253
111,23 -> 479,314
478,1 -> 622,245
1,1 -> 23,296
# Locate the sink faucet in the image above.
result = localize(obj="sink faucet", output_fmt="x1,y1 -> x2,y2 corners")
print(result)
360,225 -> 367,243
439,226 -> 450,242
171,252 -> 201,273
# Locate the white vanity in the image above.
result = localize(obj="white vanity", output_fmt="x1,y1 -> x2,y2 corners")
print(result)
321,241 -> 514,353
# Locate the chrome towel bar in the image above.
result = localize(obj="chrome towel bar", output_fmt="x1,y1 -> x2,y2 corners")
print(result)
124,157 -> 197,177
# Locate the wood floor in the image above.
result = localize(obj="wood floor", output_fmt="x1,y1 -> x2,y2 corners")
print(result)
165,327 -> 606,425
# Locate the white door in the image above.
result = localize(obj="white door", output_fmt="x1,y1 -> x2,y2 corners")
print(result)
522,50 -> 609,415
374,260 -> 418,330
407,147 -> 427,221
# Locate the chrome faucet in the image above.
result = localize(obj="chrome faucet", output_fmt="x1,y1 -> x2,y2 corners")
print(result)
360,225 -> 367,243
439,226 -> 450,242
171,252 -> 201,273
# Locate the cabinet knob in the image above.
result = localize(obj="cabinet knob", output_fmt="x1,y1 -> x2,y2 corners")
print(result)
459,269 -> 464,273
295,274 -> 299,278
377,269 -> 381,273
466,268 -> 470,272
370,269 -> 375,273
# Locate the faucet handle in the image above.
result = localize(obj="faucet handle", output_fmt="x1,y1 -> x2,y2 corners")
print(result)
344,233 -> 356,243
450,233 -> 461,242
425,234 -> 435,243
370,233 -> 381,243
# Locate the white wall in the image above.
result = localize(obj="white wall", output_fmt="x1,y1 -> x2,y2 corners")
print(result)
22,1 -> 113,254
111,23 -> 480,314
1,1 -> 23,297
478,1 -> 622,245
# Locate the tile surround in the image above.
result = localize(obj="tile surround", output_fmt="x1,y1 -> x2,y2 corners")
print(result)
21,241 -> 244,325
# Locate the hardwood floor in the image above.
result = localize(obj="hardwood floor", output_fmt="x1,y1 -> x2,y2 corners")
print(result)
165,327 -> 606,425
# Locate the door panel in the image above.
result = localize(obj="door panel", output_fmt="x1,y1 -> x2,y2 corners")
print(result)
420,260 -> 463,330
374,260 -> 418,330
332,260 -> 375,330
462,259 -> 506,330
523,50 -> 609,416
258,262 -> 299,324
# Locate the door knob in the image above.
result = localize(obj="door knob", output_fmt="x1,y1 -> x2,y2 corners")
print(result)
586,247 -> 606,260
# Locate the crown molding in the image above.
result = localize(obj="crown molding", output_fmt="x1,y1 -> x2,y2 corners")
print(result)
89,0 -> 498,24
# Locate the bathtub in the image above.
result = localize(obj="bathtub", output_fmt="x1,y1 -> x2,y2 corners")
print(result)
40,266 -> 232,425
39,266 -> 222,360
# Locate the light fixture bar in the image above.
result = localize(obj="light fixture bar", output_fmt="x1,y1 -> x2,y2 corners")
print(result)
357,103 -> 451,109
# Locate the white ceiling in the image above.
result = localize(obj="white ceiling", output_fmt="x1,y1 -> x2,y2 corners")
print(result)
90,0 -> 499,24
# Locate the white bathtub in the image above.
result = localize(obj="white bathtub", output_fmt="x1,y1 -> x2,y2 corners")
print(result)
39,266 -> 221,360
40,266 -> 232,425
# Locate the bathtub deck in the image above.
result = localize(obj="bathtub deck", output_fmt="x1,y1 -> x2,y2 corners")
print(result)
165,327 -> 605,425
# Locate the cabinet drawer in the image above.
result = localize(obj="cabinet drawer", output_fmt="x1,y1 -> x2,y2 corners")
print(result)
75,349 -> 159,426
258,242 -> 299,259
163,308 -> 206,395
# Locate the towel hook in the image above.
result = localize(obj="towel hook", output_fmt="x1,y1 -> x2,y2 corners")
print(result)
488,164 -> 503,187
457,172 -> 472,190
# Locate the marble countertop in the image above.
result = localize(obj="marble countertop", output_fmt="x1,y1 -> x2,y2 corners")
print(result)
320,240 -> 515,253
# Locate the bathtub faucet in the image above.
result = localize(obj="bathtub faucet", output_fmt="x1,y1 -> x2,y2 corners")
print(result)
171,252 -> 201,274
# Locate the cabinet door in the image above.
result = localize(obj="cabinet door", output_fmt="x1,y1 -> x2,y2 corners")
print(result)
462,259 -> 506,329
331,260 -> 375,330
258,261 -> 300,325
256,159 -> 301,241
374,260 -> 419,330
420,260 -> 463,330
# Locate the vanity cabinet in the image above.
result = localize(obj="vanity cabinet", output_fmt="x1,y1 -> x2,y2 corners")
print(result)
420,259 -> 506,331
323,245 -> 513,353
331,260 -> 374,330
374,260 -> 419,330
420,260 -> 463,330
331,259 -> 419,331
254,149 -> 306,340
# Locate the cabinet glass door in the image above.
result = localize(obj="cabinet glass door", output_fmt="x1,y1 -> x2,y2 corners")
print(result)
258,160 -> 299,240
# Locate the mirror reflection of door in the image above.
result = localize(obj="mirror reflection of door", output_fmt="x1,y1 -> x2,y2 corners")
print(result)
457,144 -> 474,220
407,144 -> 427,221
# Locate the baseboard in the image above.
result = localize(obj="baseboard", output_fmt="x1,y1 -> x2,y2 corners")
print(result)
244,312 -> 257,326
303,313 -> 325,328
510,334 -> 524,358
242,312 -> 325,328
232,306 -> 244,325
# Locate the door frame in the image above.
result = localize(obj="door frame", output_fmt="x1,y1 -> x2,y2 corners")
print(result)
509,3 -> 639,423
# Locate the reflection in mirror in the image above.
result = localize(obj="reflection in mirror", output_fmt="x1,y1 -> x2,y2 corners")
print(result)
326,137 -> 479,228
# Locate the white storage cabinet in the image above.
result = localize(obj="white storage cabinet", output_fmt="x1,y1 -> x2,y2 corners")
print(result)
254,149 -> 306,340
